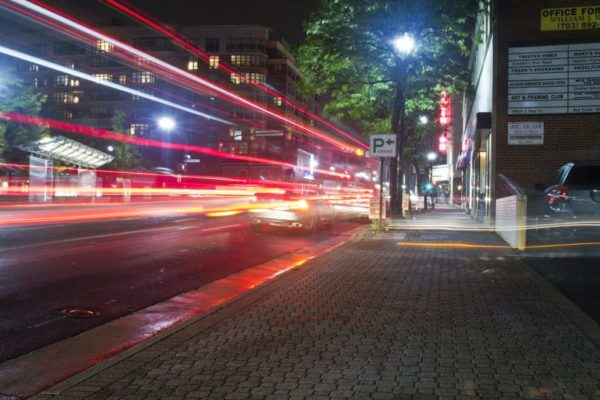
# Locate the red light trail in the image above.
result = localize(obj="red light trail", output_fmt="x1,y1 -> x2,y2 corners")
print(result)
3,0 -> 364,153
0,111 -> 351,179
103,0 -> 368,151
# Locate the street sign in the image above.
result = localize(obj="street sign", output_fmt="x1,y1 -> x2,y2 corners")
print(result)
369,134 -> 397,158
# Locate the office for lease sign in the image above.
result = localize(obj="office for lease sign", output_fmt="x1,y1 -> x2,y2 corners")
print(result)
541,6 -> 600,31
508,42 -> 600,115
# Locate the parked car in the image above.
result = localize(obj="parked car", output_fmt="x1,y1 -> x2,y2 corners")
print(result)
536,162 -> 600,217
250,190 -> 335,233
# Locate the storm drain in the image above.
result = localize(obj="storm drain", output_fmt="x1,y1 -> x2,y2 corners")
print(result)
62,308 -> 98,319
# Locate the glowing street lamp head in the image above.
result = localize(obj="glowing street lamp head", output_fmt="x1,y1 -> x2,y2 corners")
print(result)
427,152 -> 437,161
393,33 -> 416,55
419,115 -> 429,125
157,116 -> 176,132
107,145 -> 114,152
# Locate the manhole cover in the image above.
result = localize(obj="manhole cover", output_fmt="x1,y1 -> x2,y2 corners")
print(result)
62,308 -> 98,319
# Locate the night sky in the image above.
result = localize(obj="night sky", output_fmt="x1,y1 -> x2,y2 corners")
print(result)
43,0 -> 322,44
127,0 -> 321,43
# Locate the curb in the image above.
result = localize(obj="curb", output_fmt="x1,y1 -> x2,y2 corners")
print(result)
0,225 -> 367,399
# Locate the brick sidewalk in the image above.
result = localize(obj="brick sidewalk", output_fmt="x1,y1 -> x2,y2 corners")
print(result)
37,229 -> 600,399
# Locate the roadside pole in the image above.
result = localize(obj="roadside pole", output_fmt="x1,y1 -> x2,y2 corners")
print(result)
378,159 -> 384,232
369,134 -> 397,232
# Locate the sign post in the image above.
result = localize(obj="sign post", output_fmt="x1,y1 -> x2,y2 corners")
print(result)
369,134 -> 397,232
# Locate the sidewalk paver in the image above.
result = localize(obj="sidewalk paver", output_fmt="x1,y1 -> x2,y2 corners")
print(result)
36,212 -> 600,400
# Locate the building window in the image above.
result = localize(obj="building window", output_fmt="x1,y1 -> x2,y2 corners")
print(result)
209,56 -> 219,69
230,73 -> 241,84
52,92 -> 79,104
273,97 -> 282,107
205,38 -> 219,52
130,123 -> 149,136
96,40 -> 114,52
132,72 -> 154,84
70,79 -> 80,87
54,75 -> 70,86
230,129 -> 243,141
118,75 -> 127,84
62,111 -> 73,120
92,73 -> 113,82
29,64 -> 39,72
63,60 -> 75,69
187,58 -> 199,70
244,73 -> 265,84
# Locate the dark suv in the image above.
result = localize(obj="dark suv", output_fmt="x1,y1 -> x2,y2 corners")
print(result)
538,162 -> 600,216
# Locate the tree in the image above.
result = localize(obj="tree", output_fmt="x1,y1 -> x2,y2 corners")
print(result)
297,0 -> 481,216
108,109 -> 141,170
0,66 -> 49,163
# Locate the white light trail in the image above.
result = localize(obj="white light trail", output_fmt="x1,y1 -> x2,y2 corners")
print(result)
7,0 -> 357,151
0,44 -> 234,125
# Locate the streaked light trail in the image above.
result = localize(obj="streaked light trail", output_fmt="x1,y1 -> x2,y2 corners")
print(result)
4,0 -> 362,152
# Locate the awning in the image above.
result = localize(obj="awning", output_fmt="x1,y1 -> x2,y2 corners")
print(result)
18,136 -> 114,168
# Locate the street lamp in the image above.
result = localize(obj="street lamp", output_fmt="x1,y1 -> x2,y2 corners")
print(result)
419,115 -> 429,125
157,116 -> 176,132
393,33 -> 416,56
107,145 -> 114,152
427,152 -> 437,161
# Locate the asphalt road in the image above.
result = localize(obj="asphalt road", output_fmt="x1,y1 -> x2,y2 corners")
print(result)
0,211 -> 366,363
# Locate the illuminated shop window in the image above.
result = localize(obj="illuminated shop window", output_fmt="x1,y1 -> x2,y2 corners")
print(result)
273,97 -> 282,107
230,74 -> 241,84
70,79 -> 80,87
118,75 -> 127,84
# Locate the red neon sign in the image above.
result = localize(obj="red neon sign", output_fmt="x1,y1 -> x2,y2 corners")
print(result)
439,90 -> 452,126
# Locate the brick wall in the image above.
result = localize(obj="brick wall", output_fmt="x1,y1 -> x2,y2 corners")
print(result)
493,0 -> 600,195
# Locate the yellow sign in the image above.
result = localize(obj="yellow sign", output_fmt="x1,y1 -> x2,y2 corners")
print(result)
541,6 -> 600,31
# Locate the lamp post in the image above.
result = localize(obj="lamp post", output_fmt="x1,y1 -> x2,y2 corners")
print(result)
389,33 -> 416,219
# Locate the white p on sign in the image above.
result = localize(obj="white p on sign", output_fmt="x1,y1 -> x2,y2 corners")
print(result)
369,134 -> 397,158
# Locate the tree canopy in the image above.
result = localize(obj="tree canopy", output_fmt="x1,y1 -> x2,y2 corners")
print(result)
297,0 -> 480,157
108,109 -> 142,170
0,65 -> 49,163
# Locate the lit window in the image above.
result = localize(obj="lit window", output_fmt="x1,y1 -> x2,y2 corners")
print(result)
52,92 -> 79,104
29,64 -> 39,72
92,73 -> 113,82
96,40 -> 114,52
136,57 -> 149,66
230,129 -> 242,141
132,72 -> 154,84
209,56 -> 219,69
70,79 -> 80,87
118,75 -> 127,84
130,123 -> 149,136
54,75 -> 70,86
230,74 -> 241,84
273,97 -> 282,107
63,60 -> 75,69
187,58 -> 198,70
63,111 -> 73,120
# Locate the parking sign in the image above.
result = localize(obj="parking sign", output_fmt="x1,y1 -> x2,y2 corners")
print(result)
369,134 -> 397,158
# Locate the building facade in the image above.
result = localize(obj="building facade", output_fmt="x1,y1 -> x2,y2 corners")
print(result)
458,0 -> 600,221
